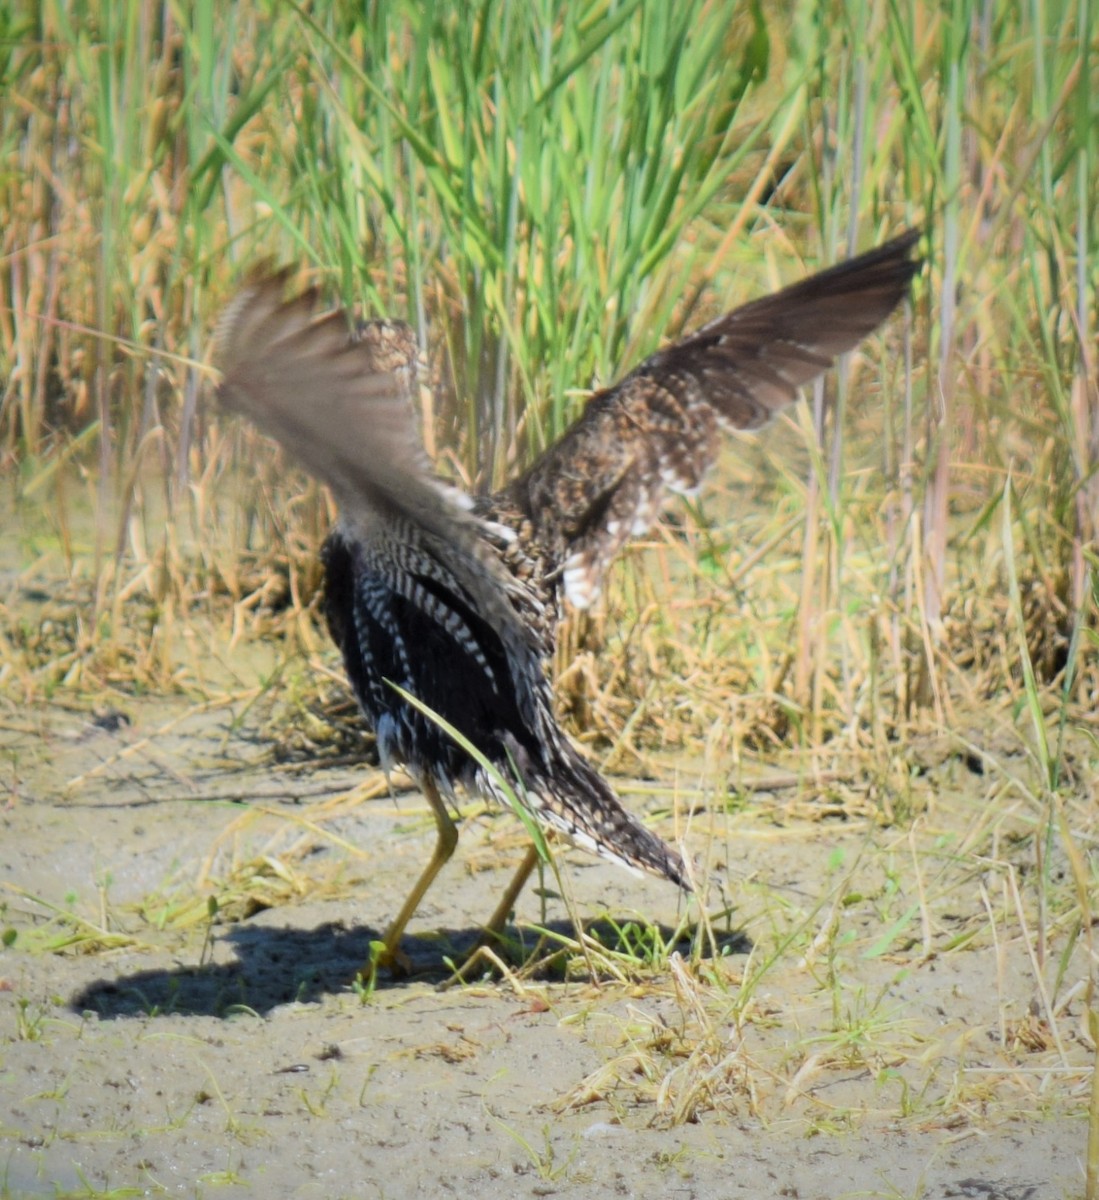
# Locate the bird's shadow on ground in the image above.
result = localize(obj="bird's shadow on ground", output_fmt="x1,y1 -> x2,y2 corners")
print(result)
70,917 -> 752,1018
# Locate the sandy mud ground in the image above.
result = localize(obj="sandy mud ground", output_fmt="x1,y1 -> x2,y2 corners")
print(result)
1,616 -> 1092,1198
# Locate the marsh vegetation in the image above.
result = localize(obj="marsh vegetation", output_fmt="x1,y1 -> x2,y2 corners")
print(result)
1,2 -> 1095,1196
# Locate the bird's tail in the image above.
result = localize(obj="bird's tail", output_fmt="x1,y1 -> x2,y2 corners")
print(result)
476,745 -> 691,892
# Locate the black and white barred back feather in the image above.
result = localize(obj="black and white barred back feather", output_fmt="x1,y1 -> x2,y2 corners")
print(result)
216,231 -> 920,897
216,274 -> 689,887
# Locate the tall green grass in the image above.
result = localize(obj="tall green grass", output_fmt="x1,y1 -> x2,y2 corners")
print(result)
1,0 -> 1095,749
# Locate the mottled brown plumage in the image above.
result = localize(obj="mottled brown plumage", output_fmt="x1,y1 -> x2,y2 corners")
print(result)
215,230 -> 921,967
498,230 -> 923,611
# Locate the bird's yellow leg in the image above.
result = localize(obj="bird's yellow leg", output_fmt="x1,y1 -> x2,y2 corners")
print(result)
480,843 -> 540,942
369,777 -> 458,977
439,843 -> 541,988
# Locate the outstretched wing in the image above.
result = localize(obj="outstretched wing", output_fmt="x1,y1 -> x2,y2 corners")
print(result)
215,273 -> 544,664
215,272 -> 461,536
501,229 -> 922,607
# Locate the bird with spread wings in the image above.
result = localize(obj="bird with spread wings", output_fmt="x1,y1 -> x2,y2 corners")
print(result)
216,229 -> 921,972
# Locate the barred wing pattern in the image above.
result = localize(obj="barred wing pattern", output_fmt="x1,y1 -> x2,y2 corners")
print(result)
501,229 -> 921,609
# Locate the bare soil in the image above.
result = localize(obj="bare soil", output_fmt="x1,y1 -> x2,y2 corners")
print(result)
0,613 -> 1091,1198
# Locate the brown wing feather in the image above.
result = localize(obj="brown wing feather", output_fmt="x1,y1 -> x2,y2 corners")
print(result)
215,273 -> 466,541
215,274 -> 544,665
501,229 -> 921,607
